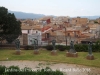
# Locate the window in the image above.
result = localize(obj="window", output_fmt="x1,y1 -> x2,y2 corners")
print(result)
36,31 -> 38,33
28,30 -> 30,34
68,33 -> 70,36
45,33 -> 50,38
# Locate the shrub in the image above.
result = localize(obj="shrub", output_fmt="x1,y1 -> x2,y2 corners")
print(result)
36,67 -> 64,75
24,45 -> 33,50
77,44 -> 87,52
56,45 -> 66,51
44,45 -> 53,51
66,46 -> 70,50
19,67 -> 34,75
74,44 -> 88,52
0,66 -> 64,75
93,41 -> 100,52
0,65 -> 6,75
6,66 -> 20,75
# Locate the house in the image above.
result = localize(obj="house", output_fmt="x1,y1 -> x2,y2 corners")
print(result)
96,18 -> 100,24
70,17 -> 89,25
19,17 -> 100,46
20,25 -> 42,45
41,26 -> 53,41
88,24 -> 100,38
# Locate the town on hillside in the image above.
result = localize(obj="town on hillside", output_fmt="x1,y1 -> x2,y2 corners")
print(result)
3,16 -> 100,46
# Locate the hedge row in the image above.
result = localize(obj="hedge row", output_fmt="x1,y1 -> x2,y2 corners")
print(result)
44,43 -> 100,52
43,45 -> 70,51
0,65 -> 64,75
1,41 -> 100,52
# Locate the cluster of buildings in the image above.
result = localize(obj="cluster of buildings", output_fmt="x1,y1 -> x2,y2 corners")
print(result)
19,16 -> 100,46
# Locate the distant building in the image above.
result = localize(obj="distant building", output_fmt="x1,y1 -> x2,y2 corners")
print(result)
70,17 -> 89,25
96,18 -> 100,24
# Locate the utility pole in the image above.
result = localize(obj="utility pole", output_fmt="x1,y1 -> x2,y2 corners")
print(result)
64,27 -> 67,46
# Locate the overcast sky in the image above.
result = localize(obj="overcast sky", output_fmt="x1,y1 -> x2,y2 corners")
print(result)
0,0 -> 100,17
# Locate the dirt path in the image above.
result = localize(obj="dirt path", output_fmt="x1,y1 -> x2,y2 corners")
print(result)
0,61 -> 100,75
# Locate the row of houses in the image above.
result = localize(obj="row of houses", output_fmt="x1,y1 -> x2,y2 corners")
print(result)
18,16 -> 100,46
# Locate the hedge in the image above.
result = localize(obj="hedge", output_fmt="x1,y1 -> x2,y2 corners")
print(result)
0,65 -> 64,75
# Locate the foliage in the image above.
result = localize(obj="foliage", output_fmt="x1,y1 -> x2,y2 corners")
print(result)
24,45 -> 34,50
92,41 -> 100,52
66,45 -> 70,50
74,44 -> 88,52
0,65 -> 64,75
0,6 -> 22,43
41,42 -> 100,52
0,65 -> 6,75
6,66 -> 20,75
19,67 -> 34,75
44,45 -> 53,51
43,45 -> 69,51
94,21 -> 98,23
74,41 -> 100,52
0,50 -> 100,67
56,45 -> 66,51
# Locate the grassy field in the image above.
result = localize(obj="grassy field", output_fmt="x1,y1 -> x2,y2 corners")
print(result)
0,49 -> 100,68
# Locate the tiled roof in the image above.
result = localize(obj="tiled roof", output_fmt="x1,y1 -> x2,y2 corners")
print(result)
21,26 -> 33,30
41,26 -> 52,32
21,25 -> 41,30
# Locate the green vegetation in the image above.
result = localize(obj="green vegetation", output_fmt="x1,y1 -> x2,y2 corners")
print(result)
0,65 -> 64,75
43,41 -> 100,52
43,45 -> 53,51
74,42 -> 100,52
56,45 -> 68,51
0,6 -> 22,43
0,50 -> 100,67
94,21 -> 98,24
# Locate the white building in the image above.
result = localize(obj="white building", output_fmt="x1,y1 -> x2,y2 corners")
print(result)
20,25 -> 42,45
28,30 -> 42,46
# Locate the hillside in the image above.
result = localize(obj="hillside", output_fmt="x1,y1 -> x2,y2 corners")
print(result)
8,10 -> 45,19
8,10 -> 100,20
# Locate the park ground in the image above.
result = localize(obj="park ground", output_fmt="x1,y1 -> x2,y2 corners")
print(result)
0,61 -> 100,75
0,49 -> 100,75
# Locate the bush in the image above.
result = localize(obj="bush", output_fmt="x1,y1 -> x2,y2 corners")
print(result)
56,45 -> 66,51
0,65 -> 64,75
0,65 -> 6,75
6,66 -> 20,75
44,45 -> 53,51
92,41 -> 100,52
19,67 -> 34,75
66,46 -> 70,50
43,45 -> 69,51
74,42 -> 100,52
24,45 -> 33,50
74,44 -> 88,52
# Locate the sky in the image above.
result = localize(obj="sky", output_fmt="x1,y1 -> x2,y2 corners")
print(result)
0,0 -> 100,17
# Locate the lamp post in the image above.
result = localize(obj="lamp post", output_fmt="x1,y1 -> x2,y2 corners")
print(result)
63,27 -> 67,46
42,21 -> 46,39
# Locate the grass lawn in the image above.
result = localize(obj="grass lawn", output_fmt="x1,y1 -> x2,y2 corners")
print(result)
0,49 -> 100,68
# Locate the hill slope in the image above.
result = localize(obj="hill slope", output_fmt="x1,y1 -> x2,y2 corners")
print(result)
8,10 -> 45,19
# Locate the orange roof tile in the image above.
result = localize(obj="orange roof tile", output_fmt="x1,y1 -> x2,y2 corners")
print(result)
41,26 -> 52,32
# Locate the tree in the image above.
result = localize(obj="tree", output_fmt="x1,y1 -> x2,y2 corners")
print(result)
0,7 -> 22,43
94,21 -> 98,24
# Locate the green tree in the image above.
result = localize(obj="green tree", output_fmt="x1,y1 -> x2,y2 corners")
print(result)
94,21 -> 98,24
0,7 -> 22,43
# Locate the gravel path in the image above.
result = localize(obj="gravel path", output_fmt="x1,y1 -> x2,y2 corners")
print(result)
0,61 -> 100,75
